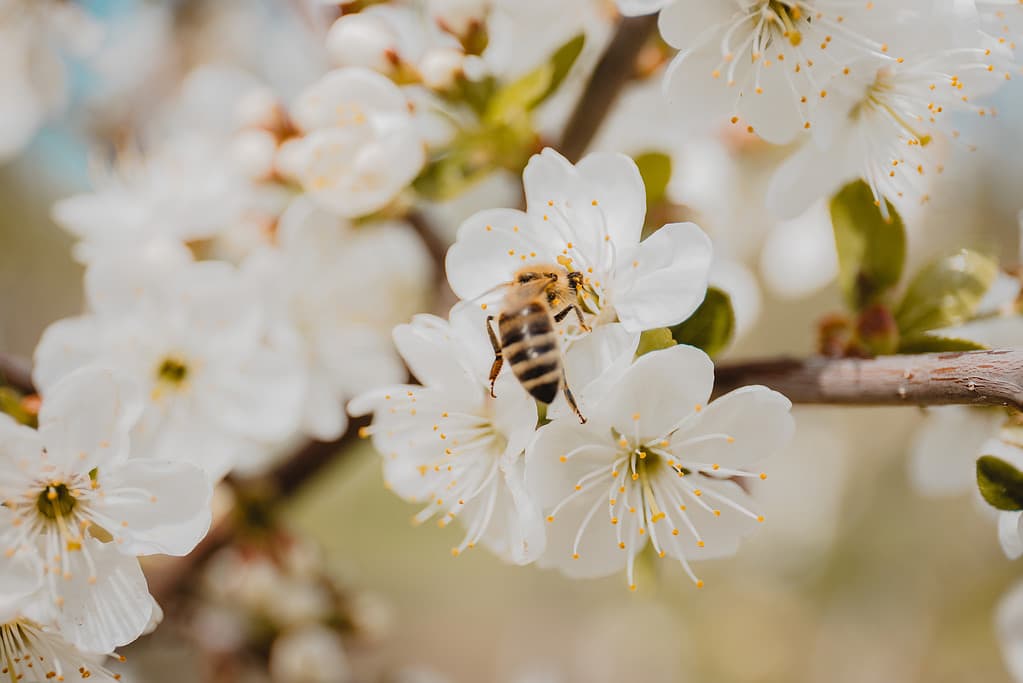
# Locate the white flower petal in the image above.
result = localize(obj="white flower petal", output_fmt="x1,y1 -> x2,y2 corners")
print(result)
445,208 -> 551,301
495,452 -> 547,564
908,407 -> 1002,497
674,386 -> 794,469
38,367 -> 140,471
536,487 -> 626,579
197,345 -> 306,444
526,419 -> 618,508
549,323 -> 640,421
33,316 -> 111,392
58,540 -> 154,652
659,476 -> 760,560
1001,511 -> 1023,560
96,459 -> 212,556
594,344 -> 714,439
574,152 -> 647,248
614,222 -> 712,331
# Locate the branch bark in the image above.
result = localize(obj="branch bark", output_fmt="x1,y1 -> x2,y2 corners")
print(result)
559,14 -> 659,162
0,351 -> 34,395
713,349 -> 1023,411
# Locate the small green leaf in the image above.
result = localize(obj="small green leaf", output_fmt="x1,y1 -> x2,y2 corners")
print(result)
636,328 -> 676,357
977,455 -> 1023,511
895,249 -> 999,337
484,34 -> 584,124
898,334 -> 987,353
669,288 -> 735,358
0,387 -> 35,427
830,180 -> 907,311
634,151 -> 672,206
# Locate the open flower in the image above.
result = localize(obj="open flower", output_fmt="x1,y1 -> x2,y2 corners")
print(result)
526,344 -> 794,589
0,603 -> 122,682
348,304 -> 545,564
658,0 -> 887,143
282,68 -> 426,219
0,366 -> 211,652
445,148 -> 712,333
33,247 -> 305,479
768,43 -> 1011,218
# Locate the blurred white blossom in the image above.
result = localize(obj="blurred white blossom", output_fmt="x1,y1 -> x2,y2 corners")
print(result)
34,248 -> 305,479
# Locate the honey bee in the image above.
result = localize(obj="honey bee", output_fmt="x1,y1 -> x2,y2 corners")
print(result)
486,264 -> 590,423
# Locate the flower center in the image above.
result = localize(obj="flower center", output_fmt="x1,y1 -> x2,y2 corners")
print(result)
766,0 -> 806,46
156,356 -> 189,385
35,482 -> 76,520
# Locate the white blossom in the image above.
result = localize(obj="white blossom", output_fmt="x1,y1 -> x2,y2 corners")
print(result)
243,197 -> 433,442
0,366 -> 211,652
526,343 -> 794,589
0,612 -> 122,682
446,148 -> 713,333
283,68 -> 427,219
348,304 -> 546,564
33,247 -> 305,480
52,67 -> 290,263
768,41 -> 1011,218
0,1 -> 99,160
270,625 -> 352,683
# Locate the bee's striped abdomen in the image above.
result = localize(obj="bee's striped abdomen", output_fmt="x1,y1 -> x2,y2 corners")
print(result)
499,302 -> 560,404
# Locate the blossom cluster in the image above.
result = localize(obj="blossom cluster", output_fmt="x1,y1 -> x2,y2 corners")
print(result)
352,147 -> 795,589
622,0 -> 1021,218
0,0 -> 1019,679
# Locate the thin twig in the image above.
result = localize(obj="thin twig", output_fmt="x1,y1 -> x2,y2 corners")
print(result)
146,415 -> 370,603
713,349 -> 1023,411
559,14 -> 659,162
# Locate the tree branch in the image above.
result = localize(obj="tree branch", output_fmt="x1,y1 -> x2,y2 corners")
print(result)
559,14 -> 659,162
713,349 -> 1023,411
0,351 -> 34,395
146,415 -> 370,603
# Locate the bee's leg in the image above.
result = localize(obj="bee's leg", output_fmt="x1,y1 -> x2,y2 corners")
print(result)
486,315 -> 503,398
553,305 -> 573,323
571,304 -> 590,332
561,367 -> 586,424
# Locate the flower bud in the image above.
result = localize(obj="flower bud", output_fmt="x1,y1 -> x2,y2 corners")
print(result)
428,0 -> 490,38
855,303 -> 900,356
232,129 -> 278,180
326,13 -> 399,73
236,87 -> 283,130
419,46 -> 466,91
270,625 -> 350,683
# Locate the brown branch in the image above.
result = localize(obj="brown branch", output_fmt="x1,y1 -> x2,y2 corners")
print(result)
559,13 -> 659,163
713,349 -> 1023,411
146,415 -> 370,603
0,352 -> 34,395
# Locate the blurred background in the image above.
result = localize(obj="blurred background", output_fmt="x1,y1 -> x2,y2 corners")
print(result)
3,0 -> 1023,681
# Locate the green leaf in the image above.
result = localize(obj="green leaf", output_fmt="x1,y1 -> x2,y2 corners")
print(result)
636,328 -> 676,357
634,152 -> 672,206
898,334 -> 987,353
484,34 -> 584,124
830,180 -> 907,311
977,455 -> 1023,511
895,249 -> 999,337
669,288 -> 736,358
0,387 -> 35,427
